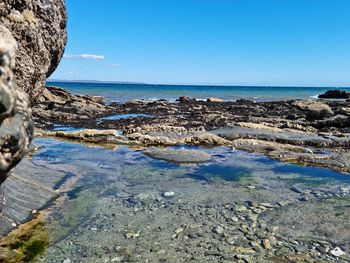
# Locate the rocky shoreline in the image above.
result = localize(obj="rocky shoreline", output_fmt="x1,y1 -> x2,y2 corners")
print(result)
0,91 -> 349,262
34,91 -> 350,173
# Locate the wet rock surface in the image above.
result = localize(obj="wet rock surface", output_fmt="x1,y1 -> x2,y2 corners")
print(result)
35,94 -> 350,172
0,0 -> 67,102
33,86 -> 116,128
145,148 -> 212,163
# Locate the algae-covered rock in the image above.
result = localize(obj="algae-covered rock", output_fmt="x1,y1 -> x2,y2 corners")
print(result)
0,214 -> 49,263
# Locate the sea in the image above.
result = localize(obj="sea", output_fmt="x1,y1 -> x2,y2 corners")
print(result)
47,81 -> 350,104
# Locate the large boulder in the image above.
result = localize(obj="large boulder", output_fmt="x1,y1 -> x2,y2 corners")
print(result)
292,100 -> 334,121
0,26 -> 33,183
0,0 -> 67,103
318,90 -> 350,99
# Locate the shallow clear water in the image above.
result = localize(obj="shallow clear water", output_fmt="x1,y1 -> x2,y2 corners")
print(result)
27,138 -> 350,262
47,81 -> 350,103
100,113 -> 154,121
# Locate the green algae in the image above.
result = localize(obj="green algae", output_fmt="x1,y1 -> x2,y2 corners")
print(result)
0,218 -> 49,263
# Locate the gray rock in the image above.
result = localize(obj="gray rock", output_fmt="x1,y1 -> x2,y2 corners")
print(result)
0,0 -> 67,102
145,148 -> 211,163
0,26 -> 33,183
330,247 -> 345,257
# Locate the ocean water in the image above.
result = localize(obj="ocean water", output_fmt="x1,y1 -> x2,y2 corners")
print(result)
47,81 -> 350,103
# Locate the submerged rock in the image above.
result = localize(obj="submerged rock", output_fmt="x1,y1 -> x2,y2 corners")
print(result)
0,0 -> 67,102
145,148 -> 212,163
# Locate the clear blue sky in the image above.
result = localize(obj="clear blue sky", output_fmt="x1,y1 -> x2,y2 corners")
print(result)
50,0 -> 350,86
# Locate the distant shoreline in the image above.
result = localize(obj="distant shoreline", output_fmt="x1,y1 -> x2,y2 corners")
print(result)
47,80 -> 349,89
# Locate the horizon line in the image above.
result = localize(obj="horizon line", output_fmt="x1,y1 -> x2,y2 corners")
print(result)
47,79 -> 349,89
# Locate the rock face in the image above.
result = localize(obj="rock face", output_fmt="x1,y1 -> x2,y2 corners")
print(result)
0,0 -> 67,102
0,26 -> 33,184
33,86 -> 115,128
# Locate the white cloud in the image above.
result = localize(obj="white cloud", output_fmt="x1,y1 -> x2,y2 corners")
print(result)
64,54 -> 105,61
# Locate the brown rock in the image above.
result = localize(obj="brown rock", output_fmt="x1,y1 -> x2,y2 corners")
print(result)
0,0 -> 67,102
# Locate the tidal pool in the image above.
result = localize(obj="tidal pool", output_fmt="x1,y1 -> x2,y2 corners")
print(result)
100,113 -> 154,121
7,138 -> 350,262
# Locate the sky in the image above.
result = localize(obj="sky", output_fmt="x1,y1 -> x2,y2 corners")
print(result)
50,0 -> 350,86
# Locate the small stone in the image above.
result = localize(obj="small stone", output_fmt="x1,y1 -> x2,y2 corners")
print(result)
304,148 -> 314,154
174,227 -> 184,235
330,247 -> 345,257
260,203 -> 274,208
11,223 -> 17,228
247,201 -> 259,208
277,201 -> 290,207
236,206 -> 248,212
90,227 -> 97,231
163,191 -> 175,197
250,241 -> 260,248
232,246 -> 255,255
263,239 -> 272,250
299,196 -> 309,201
118,247 -> 133,257
31,209 -> 38,214
213,226 -> 224,234
125,232 -> 139,239
63,259 -> 71,263
230,216 -> 239,222
247,185 -> 256,189
340,187 -> 350,194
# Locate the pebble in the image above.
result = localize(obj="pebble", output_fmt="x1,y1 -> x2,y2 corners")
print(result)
63,259 -> 71,263
174,227 -> 184,235
125,232 -> 138,239
304,148 -> 314,154
11,223 -> 17,228
236,206 -> 248,212
330,247 -> 345,257
232,246 -> 255,255
213,226 -> 224,234
163,191 -> 175,197
340,187 -> 350,194
230,216 -> 239,222
263,239 -> 272,250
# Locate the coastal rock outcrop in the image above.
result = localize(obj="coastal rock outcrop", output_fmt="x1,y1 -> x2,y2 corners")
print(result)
318,90 -> 350,99
0,26 -> 33,183
0,0 -> 67,102
33,86 -> 116,128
